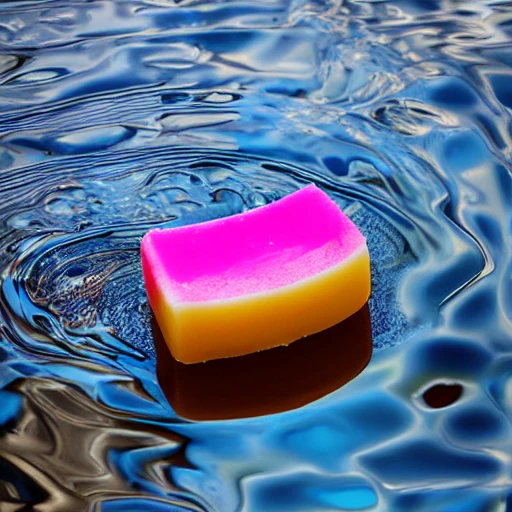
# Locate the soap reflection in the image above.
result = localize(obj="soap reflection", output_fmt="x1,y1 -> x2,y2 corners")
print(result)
153,306 -> 372,421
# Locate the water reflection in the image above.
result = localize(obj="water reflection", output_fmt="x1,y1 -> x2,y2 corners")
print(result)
1,0 -> 512,509
154,306 -> 372,421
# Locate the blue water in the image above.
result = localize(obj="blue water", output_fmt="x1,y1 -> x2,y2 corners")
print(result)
0,0 -> 511,510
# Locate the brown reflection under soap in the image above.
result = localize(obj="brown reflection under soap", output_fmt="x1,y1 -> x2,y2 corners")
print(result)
153,305 -> 372,421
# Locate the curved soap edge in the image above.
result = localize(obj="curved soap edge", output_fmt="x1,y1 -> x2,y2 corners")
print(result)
141,184 -> 365,304
151,244 -> 371,363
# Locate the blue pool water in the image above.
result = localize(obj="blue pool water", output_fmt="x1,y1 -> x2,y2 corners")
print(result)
0,0 -> 511,510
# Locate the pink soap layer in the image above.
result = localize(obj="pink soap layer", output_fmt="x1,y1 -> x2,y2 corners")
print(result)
142,184 -> 365,303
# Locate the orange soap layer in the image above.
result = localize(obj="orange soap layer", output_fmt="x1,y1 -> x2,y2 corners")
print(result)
141,185 -> 371,364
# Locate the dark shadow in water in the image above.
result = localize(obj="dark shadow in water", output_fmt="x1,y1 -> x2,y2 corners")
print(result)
153,306 -> 372,421
423,382 -> 464,409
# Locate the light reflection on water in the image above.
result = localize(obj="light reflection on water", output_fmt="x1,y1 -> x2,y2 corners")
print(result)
0,0 -> 511,510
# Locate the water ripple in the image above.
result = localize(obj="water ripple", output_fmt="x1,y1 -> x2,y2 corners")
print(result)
0,0 -> 511,511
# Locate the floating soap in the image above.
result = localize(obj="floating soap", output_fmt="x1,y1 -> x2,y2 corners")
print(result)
141,184 -> 371,364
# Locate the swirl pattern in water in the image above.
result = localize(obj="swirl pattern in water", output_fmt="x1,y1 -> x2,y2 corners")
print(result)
0,0 -> 511,510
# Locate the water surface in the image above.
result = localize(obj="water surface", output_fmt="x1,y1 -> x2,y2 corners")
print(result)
0,0 -> 511,510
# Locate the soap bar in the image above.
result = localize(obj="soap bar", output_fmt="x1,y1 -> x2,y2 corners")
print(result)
141,184 -> 371,364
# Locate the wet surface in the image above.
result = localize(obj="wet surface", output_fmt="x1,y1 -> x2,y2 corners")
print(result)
0,0 -> 511,510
